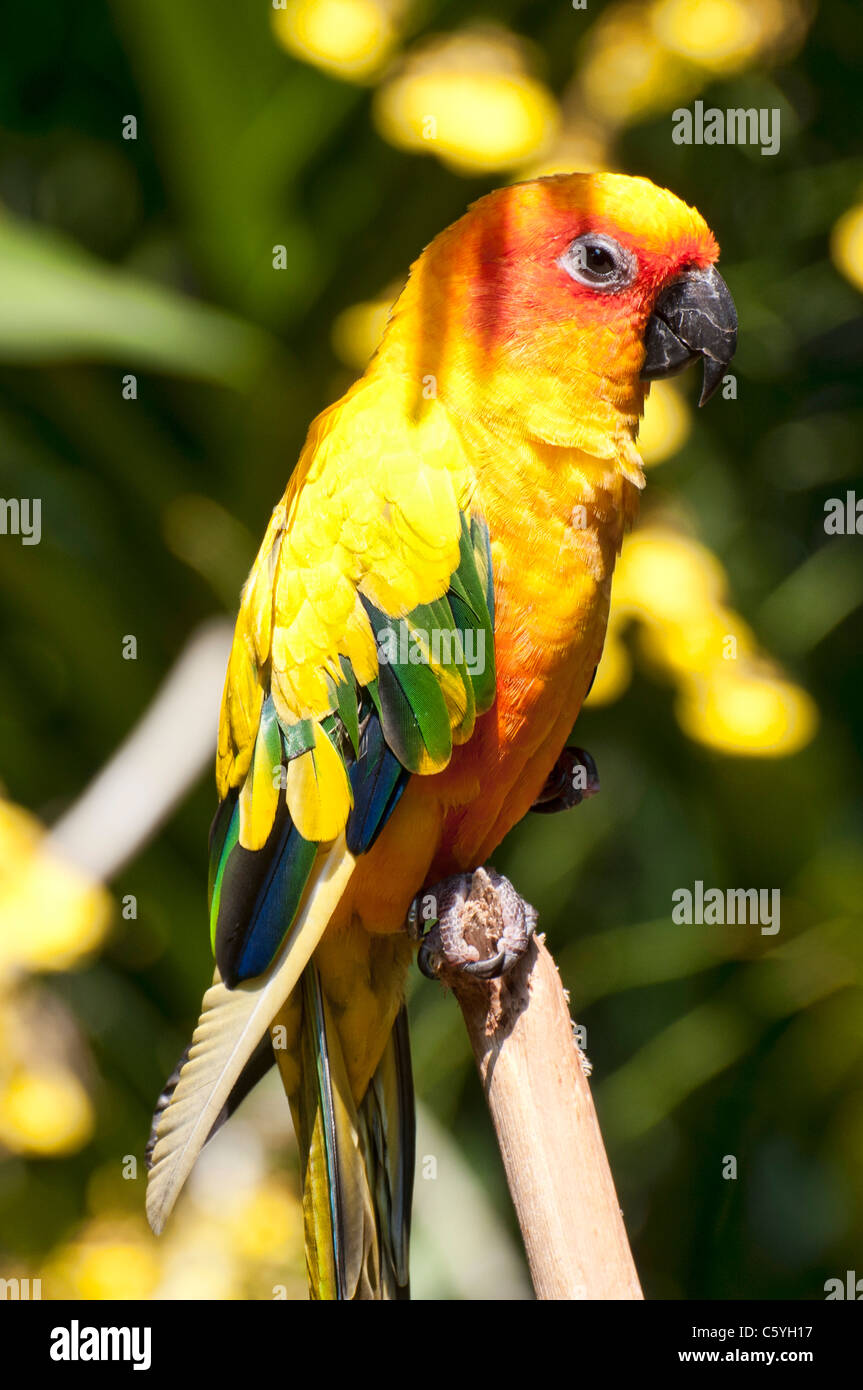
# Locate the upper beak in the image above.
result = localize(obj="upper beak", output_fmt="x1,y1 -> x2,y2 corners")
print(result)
640,265 -> 737,406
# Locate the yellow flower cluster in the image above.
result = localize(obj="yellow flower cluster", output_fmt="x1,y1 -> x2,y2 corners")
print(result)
270,0 -> 814,178
0,800 -> 112,1157
271,0 -> 407,82
46,1174 -> 304,1299
373,28 -> 558,175
588,526 -> 818,757
9,1138 -> 306,1299
578,0 -> 811,128
832,201 -> 863,295
0,798 -> 311,1298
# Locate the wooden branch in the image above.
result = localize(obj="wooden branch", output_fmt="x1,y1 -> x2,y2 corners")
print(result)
418,867 -> 643,1301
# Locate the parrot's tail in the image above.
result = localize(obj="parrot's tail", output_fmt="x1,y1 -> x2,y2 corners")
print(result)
276,964 -> 415,1301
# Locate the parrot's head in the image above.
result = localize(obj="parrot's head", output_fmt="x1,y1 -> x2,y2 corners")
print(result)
383,172 -> 737,450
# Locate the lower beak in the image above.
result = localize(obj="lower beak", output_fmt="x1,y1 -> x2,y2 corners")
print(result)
640,265 -> 737,406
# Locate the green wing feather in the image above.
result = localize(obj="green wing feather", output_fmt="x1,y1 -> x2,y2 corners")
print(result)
359,593 -> 453,773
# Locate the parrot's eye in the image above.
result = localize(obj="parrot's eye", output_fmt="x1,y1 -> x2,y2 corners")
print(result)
559,233 -> 637,292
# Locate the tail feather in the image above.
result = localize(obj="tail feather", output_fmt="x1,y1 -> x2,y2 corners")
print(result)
145,1032 -> 275,1172
303,967 -> 379,1298
279,967 -> 415,1300
358,1007 -> 414,1298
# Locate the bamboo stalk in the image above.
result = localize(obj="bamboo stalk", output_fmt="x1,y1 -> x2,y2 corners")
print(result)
419,868 -> 643,1301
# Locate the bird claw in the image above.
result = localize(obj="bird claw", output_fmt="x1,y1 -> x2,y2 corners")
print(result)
411,866 -> 537,985
461,945 -> 509,979
531,745 -> 600,814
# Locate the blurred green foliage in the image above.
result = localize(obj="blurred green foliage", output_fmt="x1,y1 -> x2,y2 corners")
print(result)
0,0 -> 862,1299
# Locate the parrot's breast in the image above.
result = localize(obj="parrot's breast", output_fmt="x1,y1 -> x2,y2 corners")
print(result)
424,426 -> 642,876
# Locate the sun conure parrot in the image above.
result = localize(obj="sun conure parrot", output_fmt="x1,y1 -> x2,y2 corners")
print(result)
146,172 -> 737,1299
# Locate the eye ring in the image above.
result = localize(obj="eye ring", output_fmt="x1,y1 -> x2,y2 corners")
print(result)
558,233 -> 637,292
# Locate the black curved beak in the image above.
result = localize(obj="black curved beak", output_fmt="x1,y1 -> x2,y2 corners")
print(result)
641,265 -> 737,406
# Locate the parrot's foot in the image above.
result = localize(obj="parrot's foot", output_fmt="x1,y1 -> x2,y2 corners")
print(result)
531,745 -> 600,814
409,866 -> 537,984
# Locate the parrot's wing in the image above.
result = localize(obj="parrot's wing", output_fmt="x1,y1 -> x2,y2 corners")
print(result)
147,386 -> 496,1251
209,410 -> 496,989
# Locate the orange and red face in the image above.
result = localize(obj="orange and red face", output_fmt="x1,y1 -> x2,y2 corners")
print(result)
422,172 -> 736,407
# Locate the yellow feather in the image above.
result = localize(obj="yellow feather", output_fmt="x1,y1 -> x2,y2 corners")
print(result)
216,377 -> 475,787
217,630 -> 263,798
287,723 -> 353,842
238,718 -> 280,852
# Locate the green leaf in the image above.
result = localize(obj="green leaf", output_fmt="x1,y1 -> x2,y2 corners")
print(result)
0,212 -> 272,388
